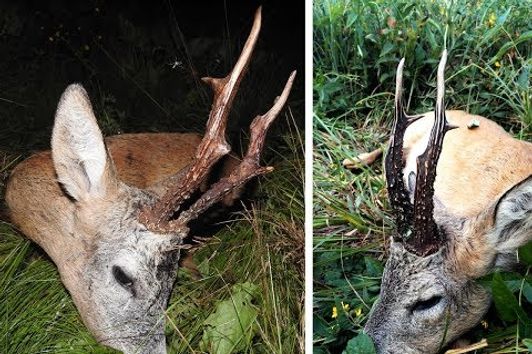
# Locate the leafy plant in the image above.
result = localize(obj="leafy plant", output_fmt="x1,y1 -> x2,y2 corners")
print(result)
199,282 -> 259,354
314,0 -> 531,352
343,333 -> 376,354
0,1 -> 304,353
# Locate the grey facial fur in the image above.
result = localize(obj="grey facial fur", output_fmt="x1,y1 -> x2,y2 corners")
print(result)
364,241 -> 491,354
72,186 -> 182,354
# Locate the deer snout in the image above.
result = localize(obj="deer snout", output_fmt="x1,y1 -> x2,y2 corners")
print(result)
364,329 -> 423,354
365,316 -> 424,354
103,333 -> 166,354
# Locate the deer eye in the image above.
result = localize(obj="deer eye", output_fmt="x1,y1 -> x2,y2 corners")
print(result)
112,265 -> 134,288
412,295 -> 442,313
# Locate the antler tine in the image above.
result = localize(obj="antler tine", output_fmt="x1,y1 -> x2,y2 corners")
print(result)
408,49 -> 457,256
170,71 -> 296,228
200,6 -> 262,144
139,7 -> 262,232
385,58 -> 420,238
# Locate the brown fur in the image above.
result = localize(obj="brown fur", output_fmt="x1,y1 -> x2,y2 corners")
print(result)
106,133 -> 202,188
404,110 -> 532,278
404,110 -> 532,218
6,132 -> 225,274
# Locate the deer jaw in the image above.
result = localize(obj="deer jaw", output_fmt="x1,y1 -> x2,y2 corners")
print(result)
365,242 -> 490,354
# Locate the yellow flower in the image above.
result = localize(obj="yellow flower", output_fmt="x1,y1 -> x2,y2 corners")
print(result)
342,302 -> 350,312
487,13 -> 496,27
495,61 -> 501,68
354,307 -> 362,317
332,302 -> 350,319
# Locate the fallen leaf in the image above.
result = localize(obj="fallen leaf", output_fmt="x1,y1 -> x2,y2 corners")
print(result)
199,282 -> 259,354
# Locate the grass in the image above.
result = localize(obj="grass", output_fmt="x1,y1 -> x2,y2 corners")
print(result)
164,127 -> 305,354
313,0 -> 531,353
1,126 -> 304,354
0,134 -> 304,353
0,1 -> 304,353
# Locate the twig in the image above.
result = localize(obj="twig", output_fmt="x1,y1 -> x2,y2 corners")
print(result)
342,148 -> 383,169
444,339 -> 488,354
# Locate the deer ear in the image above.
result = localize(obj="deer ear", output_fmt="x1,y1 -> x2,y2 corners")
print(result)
52,84 -> 115,201
491,175 -> 532,253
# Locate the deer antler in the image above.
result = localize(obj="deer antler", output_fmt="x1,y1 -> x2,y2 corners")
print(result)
385,58 -> 422,237
170,71 -> 296,229
138,7 -> 296,234
409,50 -> 457,255
386,50 -> 456,256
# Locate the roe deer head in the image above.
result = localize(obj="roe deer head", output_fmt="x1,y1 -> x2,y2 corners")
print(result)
5,8 -> 296,354
364,51 -> 532,353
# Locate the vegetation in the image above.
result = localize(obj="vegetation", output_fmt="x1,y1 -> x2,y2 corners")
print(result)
0,1 -> 304,353
313,0 -> 531,353
0,136 -> 304,354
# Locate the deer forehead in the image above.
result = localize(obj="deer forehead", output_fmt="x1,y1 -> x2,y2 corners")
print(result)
74,192 -> 181,263
382,243 -> 449,293
75,185 -> 150,228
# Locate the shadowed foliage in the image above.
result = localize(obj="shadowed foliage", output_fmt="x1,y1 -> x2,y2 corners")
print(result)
313,0 -> 531,353
0,1 -> 304,353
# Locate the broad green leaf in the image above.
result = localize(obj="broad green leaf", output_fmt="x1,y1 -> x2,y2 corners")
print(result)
518,242 -> 532,265
517,66 -> 529,91
343,332 -> 377,354
379,42 -> 394,58
521,319 -> 532,338
347,13 -> 358,28
523,282 -> 532,304
199,282 -> 259,354
364,257 -> 383,277
415,45 -> 426,63
314,348 -> 328,354
491,272 -> 527,322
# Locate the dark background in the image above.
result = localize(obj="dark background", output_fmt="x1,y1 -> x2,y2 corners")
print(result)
0,3 -> 305,352
0,0 -> 304,153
